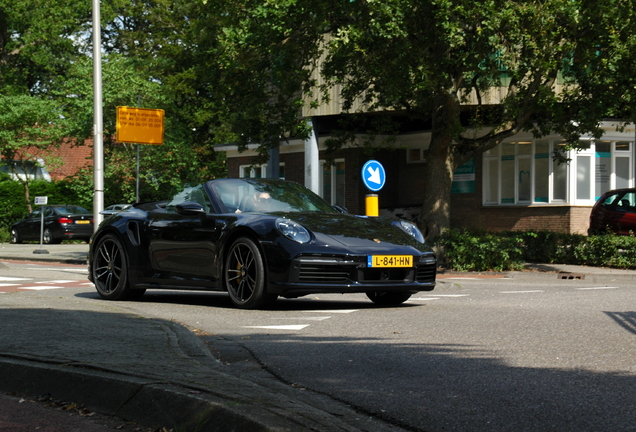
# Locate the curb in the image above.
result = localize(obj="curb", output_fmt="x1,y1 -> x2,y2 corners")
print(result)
0,357 -> 281,432
0,314 -> 398,432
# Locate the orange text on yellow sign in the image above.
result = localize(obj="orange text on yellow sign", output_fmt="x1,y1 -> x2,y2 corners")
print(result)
116,106 -> 165,145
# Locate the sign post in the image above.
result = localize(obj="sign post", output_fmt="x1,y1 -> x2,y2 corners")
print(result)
361,160 -> 386,216
33,196 -> 49,255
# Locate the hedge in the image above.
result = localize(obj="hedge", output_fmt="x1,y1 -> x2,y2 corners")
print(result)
431,229 -> 636,271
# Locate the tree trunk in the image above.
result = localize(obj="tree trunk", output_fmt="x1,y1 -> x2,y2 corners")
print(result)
419,136 -> 454,241
418,92 -> 461,240
23,180 -> 32,214
10,163 -> 33,213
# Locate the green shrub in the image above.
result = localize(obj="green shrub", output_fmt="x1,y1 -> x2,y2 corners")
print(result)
0,178 -> 95,232
432,229 -> 636,271
432,229 -> 525,271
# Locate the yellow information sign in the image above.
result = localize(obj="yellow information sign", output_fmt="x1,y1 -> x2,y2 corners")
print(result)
116,106 -> 165,144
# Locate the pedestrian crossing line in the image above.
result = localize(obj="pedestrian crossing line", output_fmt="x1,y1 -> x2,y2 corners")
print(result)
0,283 -> 22,287
274,317 -> 332,321
0,276 -> 31,281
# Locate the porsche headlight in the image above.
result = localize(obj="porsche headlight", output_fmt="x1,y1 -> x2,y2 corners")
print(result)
276,218 -> 311,244
394,220 -> 425,243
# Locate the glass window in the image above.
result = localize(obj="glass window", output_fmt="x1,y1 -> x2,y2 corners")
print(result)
407,148 -> 422,162
616,157 -> 630,189
553,141 -> 568,201
621,192 -> 636,211
518,157 -> 531,202
320,159 -> 345,207
616,141 -> 631,152
501,144 -> 515,204
553,159 -> 568,201
517,142 -> 532,155
240,164 -> 285,179
577,155 -> 591,200
484,157 -> 499,204
595,141 -> 611,199
534,140 -> 550,202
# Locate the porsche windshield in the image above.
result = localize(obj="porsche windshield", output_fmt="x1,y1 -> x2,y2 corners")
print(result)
210,178 -> 337,214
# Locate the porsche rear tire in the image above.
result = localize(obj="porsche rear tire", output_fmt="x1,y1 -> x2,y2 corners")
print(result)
366,291 -> 412,306
92,234 -> 143,300
225,237 -> 272,309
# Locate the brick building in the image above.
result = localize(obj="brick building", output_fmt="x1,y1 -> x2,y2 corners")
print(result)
218,121 -> 635,235
1,139 -> 93,181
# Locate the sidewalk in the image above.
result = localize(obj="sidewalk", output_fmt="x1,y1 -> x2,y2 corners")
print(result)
0,242 -> 89,265
1,243 -> 636,431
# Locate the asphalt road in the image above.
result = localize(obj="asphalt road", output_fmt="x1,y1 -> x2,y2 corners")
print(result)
2,259 -> 636,431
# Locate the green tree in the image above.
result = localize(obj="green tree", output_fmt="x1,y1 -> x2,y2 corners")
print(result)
0,0 -> 94,211
0,95 -> 68,212
316,0 -> 636,238
196,0 -> 636,239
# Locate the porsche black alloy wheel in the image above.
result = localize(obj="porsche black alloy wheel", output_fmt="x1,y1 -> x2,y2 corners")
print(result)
225,237 -> 273,309
366,291 -> 412,306
92,234 -> 143,300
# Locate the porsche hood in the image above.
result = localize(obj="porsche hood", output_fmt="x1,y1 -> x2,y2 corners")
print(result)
280,212 -> 423,248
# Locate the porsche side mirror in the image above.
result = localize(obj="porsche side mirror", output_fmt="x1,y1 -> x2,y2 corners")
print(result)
176,201 -> 206,215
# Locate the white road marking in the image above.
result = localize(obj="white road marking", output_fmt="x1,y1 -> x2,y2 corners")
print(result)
575,286 -> 619,290
428,294 -> 470,297
500,290 -> 544,294
274,317 -> 332,321
0,283 -> 21,287
0,276 -> 31,281
302,310 -> 359,314
19,286 -> 65,290
442,277 -> 482,280
243,325 -> 310,330
408,297 -> 440,301
35,280 -> 76,284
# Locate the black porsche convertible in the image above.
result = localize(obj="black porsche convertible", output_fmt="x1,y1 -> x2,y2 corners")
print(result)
88,178 -> 437,309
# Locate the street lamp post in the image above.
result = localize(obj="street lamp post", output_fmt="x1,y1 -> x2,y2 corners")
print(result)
92,0 -> 104,230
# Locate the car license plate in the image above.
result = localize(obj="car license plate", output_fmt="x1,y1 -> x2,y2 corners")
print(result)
75,220 -> 90,224
367,255 -> 413,268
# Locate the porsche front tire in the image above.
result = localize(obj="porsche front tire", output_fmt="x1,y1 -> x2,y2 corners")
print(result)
225,237 -> 271,309
92,234 -> 142,300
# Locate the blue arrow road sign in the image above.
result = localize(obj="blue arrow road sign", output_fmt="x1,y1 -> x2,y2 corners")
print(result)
361,160 -> 386,192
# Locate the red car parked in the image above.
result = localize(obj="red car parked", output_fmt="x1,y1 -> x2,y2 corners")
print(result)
588,188 -> 636,235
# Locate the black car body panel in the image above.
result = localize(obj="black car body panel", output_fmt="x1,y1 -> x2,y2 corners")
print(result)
88,179 -> 436,305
